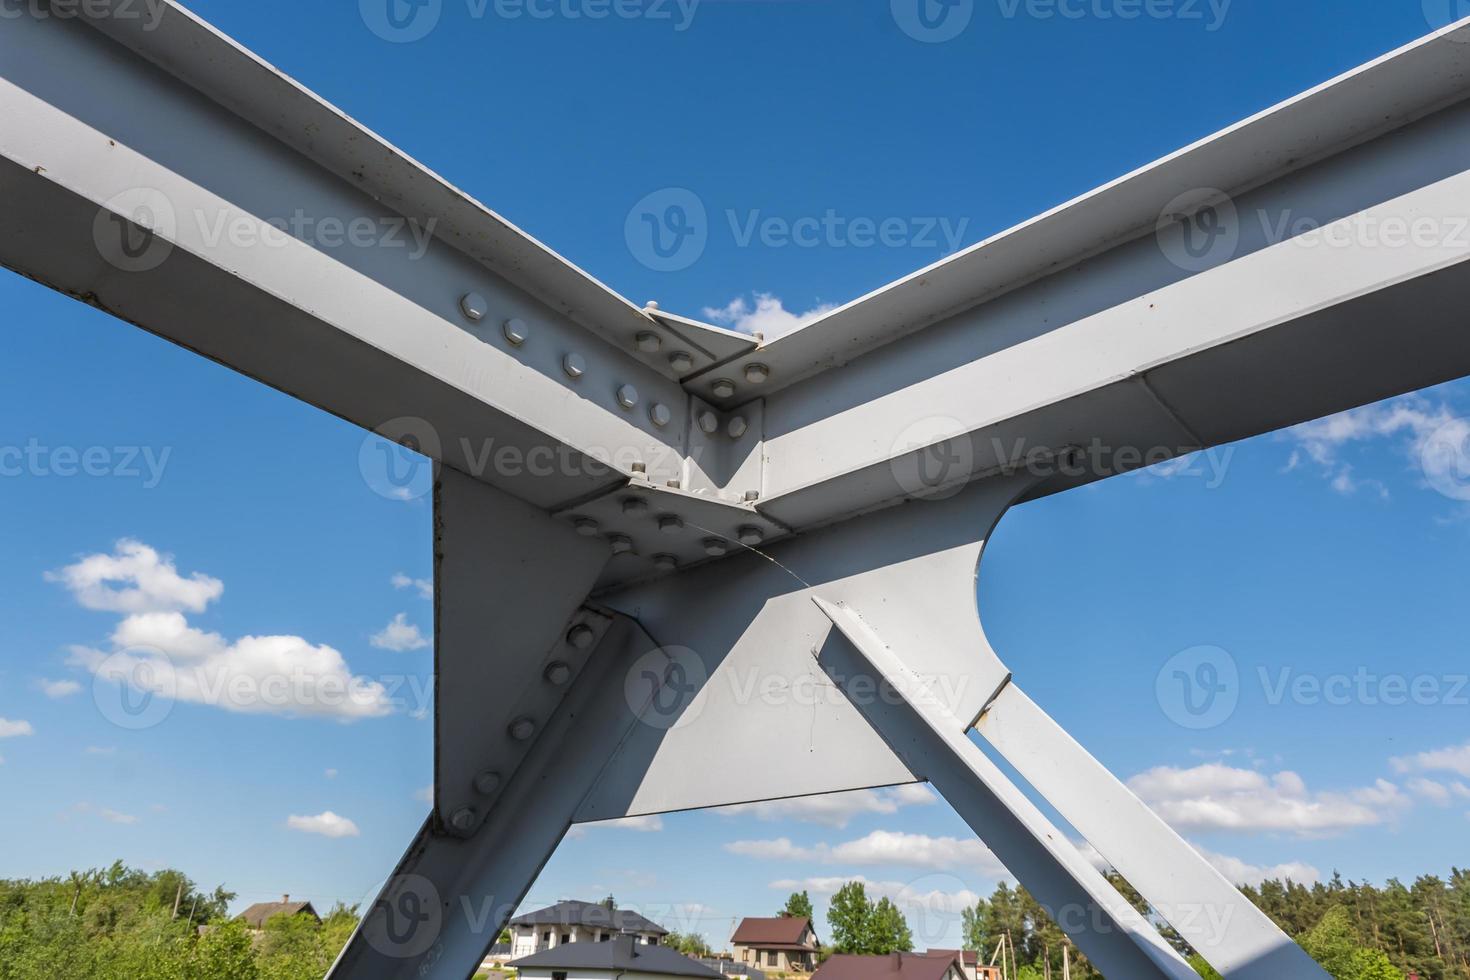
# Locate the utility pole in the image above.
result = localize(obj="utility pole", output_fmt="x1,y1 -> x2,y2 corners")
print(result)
1063,944 -> 1071,980
172,881 -> 183,920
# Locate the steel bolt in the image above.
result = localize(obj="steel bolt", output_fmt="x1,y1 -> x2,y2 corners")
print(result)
563,353 -> 586,379
649,403 -> 672,428
744,489 -> 761,502
567,624 -> 596,649
698,411 -> 719,434
460,292 -> 487,322
473,770 -> 502,796
659,515 -> 684,534
622,497 -> 649,516
669,351 -> 694,373
449,807 -> 478,833
728,416 -> 749,439
652,554 -> 678,571
636,332 -> 662,353
645,300 -> 660,311
544,661 -> 573,686
631,461 -> 647,474
617,384 -> 640,409
666,479 -> 682,489
711,379 -> 737,399
745,363 -> 771,384
703,538 -> 729,557
574,518 -> 600,537
738,525 -> 764,547
508,717 -> 537,741
609,534 -> 634,555
503,317 -> 529,346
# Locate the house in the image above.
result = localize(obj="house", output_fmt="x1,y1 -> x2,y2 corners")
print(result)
508,898 -> 668,957
811,952 -> 967,980
731,916 -> 821,973
235,894 -> 320,931
923,950 -> 998,980
513,933 -> 724,980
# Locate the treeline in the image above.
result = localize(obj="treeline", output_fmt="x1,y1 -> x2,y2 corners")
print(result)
960,869 -> 1470,980
0,862 -> 357,980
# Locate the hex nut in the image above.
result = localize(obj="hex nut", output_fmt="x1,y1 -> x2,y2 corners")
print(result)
567,624 -> 596,649
574,518 -> 600,537
508,717 -> 537,741
738,525 -> 764,547
659,515 -> 684,534
460,292 -> 487,321
745,363 -> 771,384
609,534 -> 634,555
652,554 -> 678,571
503,317 -> 529,345
650,403 -> 672,428
669,351 -> 694,373
728,416 -> 749,439
711,379 -> 737,399
636,332 -> 662,353
703,538 -> 729,557
698,411 -> 719,435
617,384 -> 639,409
563,353 -> 586,378
544,661 -> 573,686
473,770 -> 502,796
449,807 -> 478,833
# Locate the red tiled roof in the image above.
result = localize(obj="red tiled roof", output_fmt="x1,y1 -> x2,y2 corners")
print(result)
813,952 -> 962,980
925,949 -> 978,966
731,917 -> 817,948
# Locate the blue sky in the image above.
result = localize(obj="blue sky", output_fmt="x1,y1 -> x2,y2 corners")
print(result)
3,0 -> 1470,954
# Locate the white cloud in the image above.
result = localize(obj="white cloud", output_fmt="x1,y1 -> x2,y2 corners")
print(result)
1193,847 -> 1319,887
371,613 -> 429,652
727,830 -> 1004,875
46,539 -> 223,614
0,718 -> 34,738
414,785 -> 434,803
1283,395 -> 1463,499
57,543 -> 393,722
703,294 -> 836,341
717,784 -> 936,829
391,573 -> 433,601
567,814 -> 665,839
100,808 -> 138,825
325,768 -> 339,780
1391,741 -> 1470,778
85,746 -> 117,756
1403,777 -> 1470,806
286,811 -> 360,838
38,679 -> 81,699
768,875 -> 984,924
1126,764 -> 1410,836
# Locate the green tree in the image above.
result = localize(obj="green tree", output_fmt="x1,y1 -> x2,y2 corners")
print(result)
827,882 -> 872,954
866,898 -> 912,954
668,932 -> 713,957
782,891 -> 814,921
1301,907 -> 1405,980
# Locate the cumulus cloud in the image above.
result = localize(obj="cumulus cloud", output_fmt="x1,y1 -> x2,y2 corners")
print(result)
0,718 -> 34,738
1282,395 -> 1465,499
1391,741 -> 1470,778
1126,764 -> 1411,836
371,613 -> 430,652
703,294 -> 837,341
286,811 -> 360,838
717,784 -> 936,829
58,543 -> 393,722
391,573 -> 433,601
100,808 -> 138,825
46,539 -> 223,613
1193,847 -> 1320,887
38,679 -> 81,699
727,830 -> 1004,876
769,875 -> 985,930
567,814 -> 665,839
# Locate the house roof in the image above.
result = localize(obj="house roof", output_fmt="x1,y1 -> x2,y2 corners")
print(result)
813,953 -> 963,980
730,916 -> 817,948
509,900 -> 668,935
236,900 -> 319,929
512,936 -> 722,979
925,950 -> 979,967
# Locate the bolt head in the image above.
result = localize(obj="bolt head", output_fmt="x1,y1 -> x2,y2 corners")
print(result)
508,717 -> 537,741
698,411 -> 719,435
745,363 -> 771,384
669,351 -> 694,373
563,352 -> 586,379
659,515 -> 684,534
449,807 -> 478,833
459,292 -> 487,322
473,770 -> 502,796
652,553 -> 678,571
574,518 -> 600,537
616,384 -> 639,410
503,317 -> 529,345
728,416 -> 749,439
635,332 -> 662,353
744,490 -> 761,502
644,300 -> 660,311
544,661 -> 573,686
738,525 -> 764,547
630,462 -> 647,475
711,379 -> 737,400
703,538 -> 729,557
622,497 -> 649,516
567,624 -> 596,649
649,403 -> 672,428
609,534 -> 634,555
